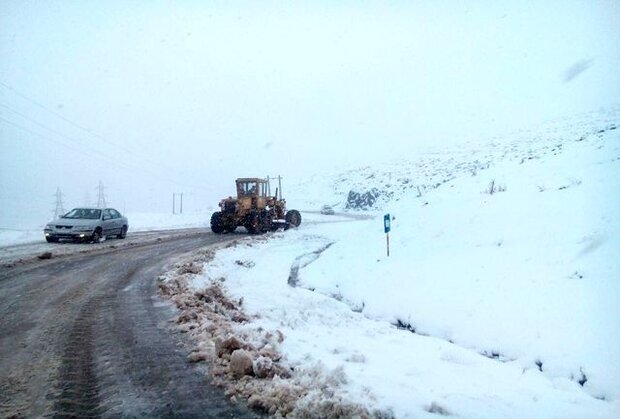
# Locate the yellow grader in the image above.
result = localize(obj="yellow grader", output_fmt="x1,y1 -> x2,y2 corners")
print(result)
210,177 -> 301,234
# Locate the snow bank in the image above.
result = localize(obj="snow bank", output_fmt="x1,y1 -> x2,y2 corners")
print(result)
185,115 -> 619,417
300,126 -> 620,402
159,243 -> 386,417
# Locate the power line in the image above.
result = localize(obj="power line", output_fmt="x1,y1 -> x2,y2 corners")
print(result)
0,114 -> 136,168
0,81 -> 100,136
0,102 -> 125,162
0,108 -> 153,176
0,115 -> 92,156
0,114 -> 211,192
0,82 -> 223,200
0,81 -> 200,184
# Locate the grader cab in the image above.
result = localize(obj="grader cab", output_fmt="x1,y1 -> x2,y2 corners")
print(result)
210,177 -> 301,234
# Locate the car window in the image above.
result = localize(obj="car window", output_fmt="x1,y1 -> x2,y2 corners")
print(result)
62,209 -> 80,219
102,209 -> 112,220
110,209 -> 121,219
63,208 -> 101,219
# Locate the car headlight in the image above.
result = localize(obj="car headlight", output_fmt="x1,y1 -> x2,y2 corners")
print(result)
75,227 -> 93,232
45,224 -> 54,230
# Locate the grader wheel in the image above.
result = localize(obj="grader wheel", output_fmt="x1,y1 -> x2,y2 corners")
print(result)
285,210 -> 301,228
245,212 -> 262,234
210,212 -> 225,234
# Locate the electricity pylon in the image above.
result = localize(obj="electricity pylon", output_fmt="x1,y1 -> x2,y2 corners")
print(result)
96,181 -> 107,208
52,187 -> 66,219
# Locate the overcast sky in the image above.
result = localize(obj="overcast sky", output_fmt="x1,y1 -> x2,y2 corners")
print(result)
1,0 -> 619,223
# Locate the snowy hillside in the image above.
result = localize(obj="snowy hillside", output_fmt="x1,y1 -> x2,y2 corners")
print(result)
287,108 -> 619,212
188,109 -> 620,417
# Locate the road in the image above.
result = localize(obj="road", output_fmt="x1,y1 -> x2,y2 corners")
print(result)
0,231 -> 259,418
0,228 -> 210,267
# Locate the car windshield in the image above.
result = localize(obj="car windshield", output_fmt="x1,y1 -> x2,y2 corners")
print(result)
62,208 -> 102,220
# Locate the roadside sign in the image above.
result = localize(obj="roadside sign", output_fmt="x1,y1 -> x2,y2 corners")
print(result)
384,214 -> 391,257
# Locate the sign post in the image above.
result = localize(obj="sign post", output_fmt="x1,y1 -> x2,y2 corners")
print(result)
384,213 -> 391,257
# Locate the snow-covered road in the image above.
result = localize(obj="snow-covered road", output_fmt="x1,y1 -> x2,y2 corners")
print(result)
0,227 -> 206,267
0,232 -> 259,418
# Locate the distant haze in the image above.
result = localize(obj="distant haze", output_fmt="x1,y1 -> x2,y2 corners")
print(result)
1,1 -> 619,224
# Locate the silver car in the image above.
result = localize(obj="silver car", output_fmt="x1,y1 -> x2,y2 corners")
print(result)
44,207 -> 129,243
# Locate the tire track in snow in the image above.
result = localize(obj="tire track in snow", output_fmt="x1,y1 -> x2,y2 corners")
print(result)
287,242 -> 334,287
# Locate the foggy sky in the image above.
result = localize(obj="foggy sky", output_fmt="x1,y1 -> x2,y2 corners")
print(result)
1,0 -> 619,224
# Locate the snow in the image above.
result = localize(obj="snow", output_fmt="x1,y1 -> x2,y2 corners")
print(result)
3,109 -> 619,417
190,112 -> 619,417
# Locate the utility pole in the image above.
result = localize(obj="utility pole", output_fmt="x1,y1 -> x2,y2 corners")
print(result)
172,192 -> 183,214
96,181 -> 107,208
52,187 -> 66,219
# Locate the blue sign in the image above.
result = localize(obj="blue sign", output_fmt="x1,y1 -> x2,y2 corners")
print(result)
384,213 -> 391,233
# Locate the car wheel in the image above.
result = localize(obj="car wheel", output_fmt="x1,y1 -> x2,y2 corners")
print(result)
91,229 -> 102,243
117,225 -> 128,239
